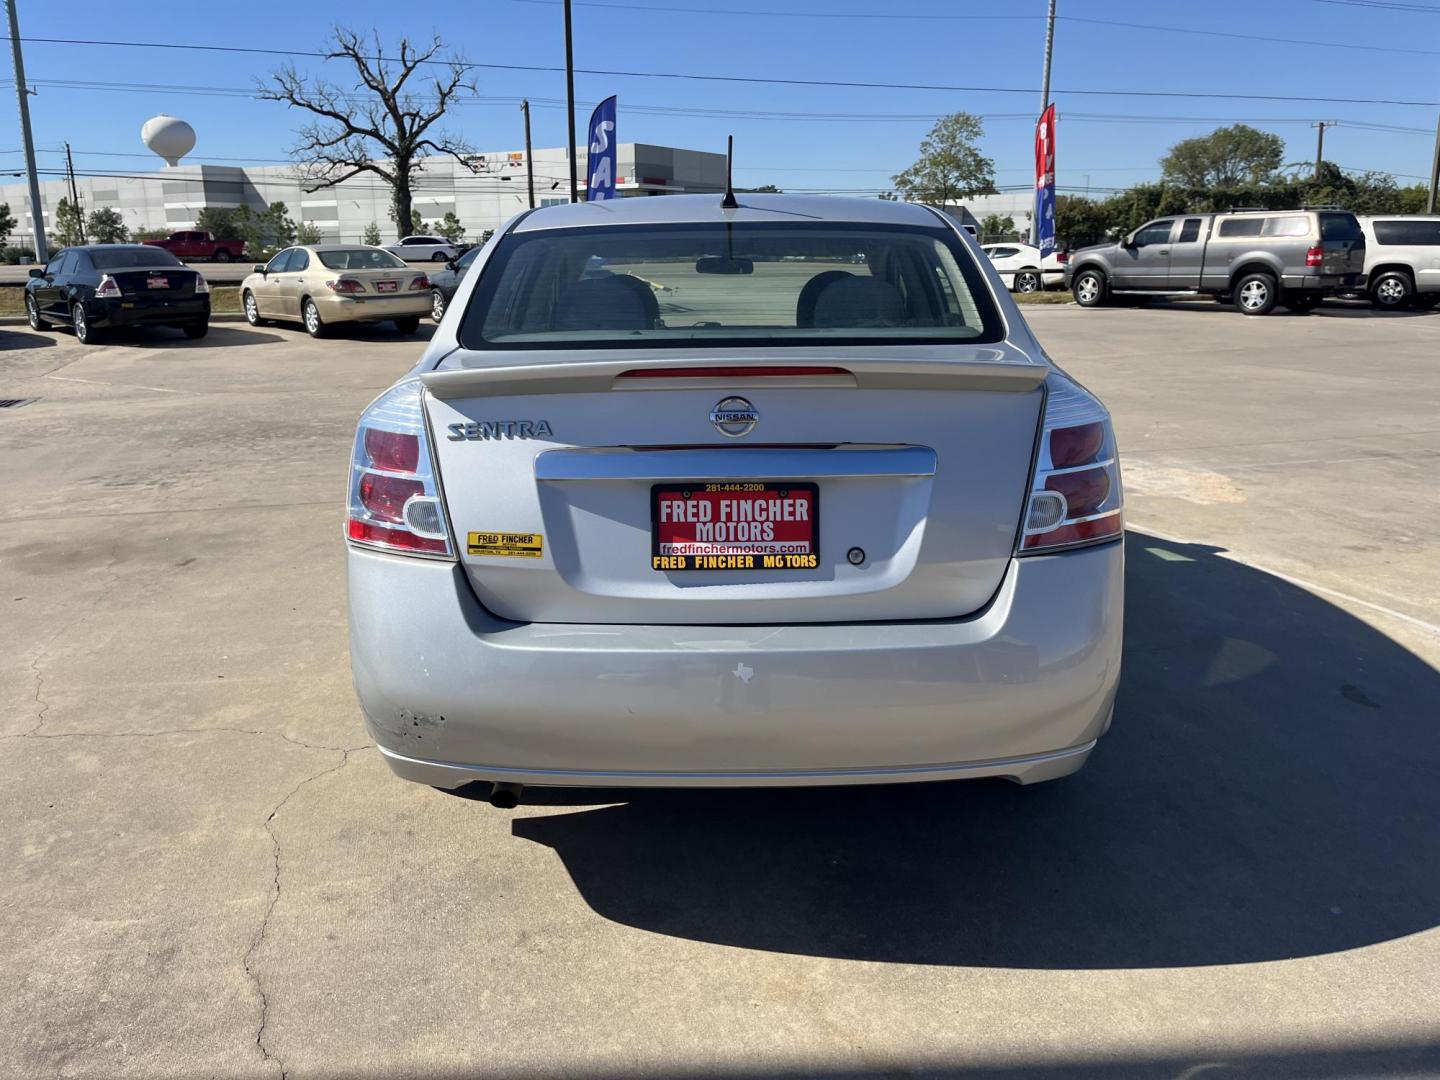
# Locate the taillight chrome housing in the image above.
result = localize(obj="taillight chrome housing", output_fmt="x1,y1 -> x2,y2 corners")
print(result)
346,381 -> 454,558
1020,375 -> 1123,554
95,274 -> 121,298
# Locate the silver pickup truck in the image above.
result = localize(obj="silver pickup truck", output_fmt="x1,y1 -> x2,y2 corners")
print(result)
1065,208 -> 1367,315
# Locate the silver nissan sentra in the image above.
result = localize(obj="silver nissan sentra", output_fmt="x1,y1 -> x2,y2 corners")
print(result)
346,194 -> 1123,806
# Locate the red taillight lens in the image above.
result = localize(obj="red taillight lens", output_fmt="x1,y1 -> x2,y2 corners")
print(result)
364,428 -> 420,473
327,278 -> 365,294
1020,382 -> 1123,554
95,274 -> 121,298
410,275 -> 430,291
1055,251 -> 1069,264
617,366 -> 853,380
347,381 -> 454,559
1306,245 -> 1324,268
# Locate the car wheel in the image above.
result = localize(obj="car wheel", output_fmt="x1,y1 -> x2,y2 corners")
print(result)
213,249 -> 232,263
182,322 -> 209,339
72,303 -> 102,344
303,299 -> 328,338
394,316 -> 421,335
1072,269 -> 1107,307
432,252 -> 448,263
24,293 -> 46,331
1013,269 -> 1042,293
1370,270 -> 1413,310
1234,272 -> 1278,315
430,288 -> 446,322
243,290 -> 266,327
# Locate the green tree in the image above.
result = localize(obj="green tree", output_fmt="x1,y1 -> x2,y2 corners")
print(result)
54,198 -> 86,245
195,207 -> 245,240
1160,124 -> 1285,188
86,207 -> 129,244
1054,196 -> 1114,249
0,202 -> 15,245
260,28 -> 475,241
362,221 -> 382,245
891,113 -> 997,205
980,213 -> 1015,239
435,210 -> 465,242
295,221 -> 324,245
132,226 -> 169,242
743,183 -> 783,194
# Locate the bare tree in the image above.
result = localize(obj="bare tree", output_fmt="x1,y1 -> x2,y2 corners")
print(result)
258,28 -> 476,239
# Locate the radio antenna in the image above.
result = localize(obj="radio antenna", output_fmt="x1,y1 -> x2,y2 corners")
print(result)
721,135 -> 738,209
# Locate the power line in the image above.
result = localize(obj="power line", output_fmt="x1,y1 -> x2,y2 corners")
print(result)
12,35 -> 1440,107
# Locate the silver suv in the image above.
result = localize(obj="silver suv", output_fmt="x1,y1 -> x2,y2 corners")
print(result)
1065,208 -> 1366,315
1358,215 -> 1440,310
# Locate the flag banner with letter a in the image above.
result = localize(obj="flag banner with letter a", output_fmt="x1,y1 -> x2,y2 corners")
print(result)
1035,103 -> 1057,256
586,96 -> 617,201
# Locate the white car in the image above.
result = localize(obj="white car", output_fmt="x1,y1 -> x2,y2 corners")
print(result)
387,235 -> 462,263
345,194 -> 1124,807
982,242 -> 1067,293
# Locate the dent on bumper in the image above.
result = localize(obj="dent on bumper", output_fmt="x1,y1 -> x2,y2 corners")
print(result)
347,542 -> 1123,788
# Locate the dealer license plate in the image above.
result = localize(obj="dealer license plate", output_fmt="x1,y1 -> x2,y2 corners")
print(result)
651,482 -> 819,572
146,276 -> 169,289
375,280 -> 399,293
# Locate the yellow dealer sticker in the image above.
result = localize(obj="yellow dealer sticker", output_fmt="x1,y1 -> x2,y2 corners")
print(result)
467,531 -> 544,558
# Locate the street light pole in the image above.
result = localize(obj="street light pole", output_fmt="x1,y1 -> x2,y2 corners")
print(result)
1312,120 -> 1335,180
1427,111 -> 1439,216
564,0 -> 578,204
65,142 -> 85,244
6,0 -> 48,262
521,99 -> 536,209
1033,0 -> 1056,247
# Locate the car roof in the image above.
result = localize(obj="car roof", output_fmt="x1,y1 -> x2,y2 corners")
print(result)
298,244 -> 403,252
512,194 -> 949,232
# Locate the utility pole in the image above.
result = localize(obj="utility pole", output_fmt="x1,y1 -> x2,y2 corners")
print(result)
64,142 -> 85,244
563,0 -> 578,203
6,0 -> 48,262
521,99 -> 536,209
1427,111 -> 1439,215
1312,121 -> 1336,180
1033,0 -> 1057,246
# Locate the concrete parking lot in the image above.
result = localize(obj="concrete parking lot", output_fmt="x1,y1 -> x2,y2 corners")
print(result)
2,304 -> 1438,1079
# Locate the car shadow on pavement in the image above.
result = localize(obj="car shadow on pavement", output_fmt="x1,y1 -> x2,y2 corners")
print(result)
94,325 -> 290,348
498,531 -> 1440,969
0,328 -> 55,350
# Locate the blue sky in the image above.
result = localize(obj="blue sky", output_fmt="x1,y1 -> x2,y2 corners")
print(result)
4,0 -> 1439,195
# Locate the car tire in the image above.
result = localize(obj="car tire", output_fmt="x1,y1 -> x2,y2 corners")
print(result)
72,303 -> 102,344
303,299 -> 328,338
1233,272 -> 1278,315
214,249 -> 232,263
431,252 -> 448,263
24,293 -> 46,331
1013,269 -> 1042,293
1072,269 -> 1107,307
182,322 -> 209,339
242,290 -> 266,327
431,288 -> 446,322
394,316 -> 421,335
1370,270 -> 1413,310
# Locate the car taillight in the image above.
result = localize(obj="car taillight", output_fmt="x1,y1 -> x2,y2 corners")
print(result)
347,381 -> 453,558
1019,376 -> 1123,554
1055,251 -> 1069,264
194,275 -> 210,294
95,275 -> 121,298
1306,245 -> 1324,268
327,278 -> 365,294
409,275 -> 430,291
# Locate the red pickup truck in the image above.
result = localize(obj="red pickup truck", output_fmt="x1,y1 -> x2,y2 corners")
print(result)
142,231 -> 246,263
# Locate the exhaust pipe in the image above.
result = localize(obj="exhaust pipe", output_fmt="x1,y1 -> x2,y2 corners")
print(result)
488,781 -> 523,809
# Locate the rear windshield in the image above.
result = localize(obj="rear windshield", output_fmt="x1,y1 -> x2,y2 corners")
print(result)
1319,213 -> 1363,241
1372,219 -> 1440,246
91,247 -> 183,269
458,221 -> 1003,349
317,248 -> 407,270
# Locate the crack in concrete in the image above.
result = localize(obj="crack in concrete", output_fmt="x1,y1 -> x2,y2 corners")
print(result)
3,724 -> 371,754
242,745 -> 369,1080
26,652 -> 49,737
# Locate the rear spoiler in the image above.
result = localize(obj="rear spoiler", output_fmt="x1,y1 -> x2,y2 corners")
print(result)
422,355 -> 1047,399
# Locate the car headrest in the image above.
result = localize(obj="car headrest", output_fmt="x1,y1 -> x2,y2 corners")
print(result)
811,276 -> 906,329
552,275 -> 657,331
796,270 -> 854,328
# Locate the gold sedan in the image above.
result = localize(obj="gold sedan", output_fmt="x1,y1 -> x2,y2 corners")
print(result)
240,245 -> 433,337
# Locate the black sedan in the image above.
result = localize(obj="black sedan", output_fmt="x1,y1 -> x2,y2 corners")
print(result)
25,244 -> 211,344
427,246 -> 481,322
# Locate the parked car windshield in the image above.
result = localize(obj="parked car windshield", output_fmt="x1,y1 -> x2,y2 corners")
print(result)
460,221 -> 1003,349
318,248 -> 407,271
91,247 -> 183,269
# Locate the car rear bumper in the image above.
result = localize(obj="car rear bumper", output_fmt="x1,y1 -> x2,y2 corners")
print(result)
347,540 -> 1123,789
86,297 -> 209,326
315,293 -> 430,324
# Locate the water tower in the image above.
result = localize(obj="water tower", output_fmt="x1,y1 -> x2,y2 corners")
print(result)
141,115 -> 196,167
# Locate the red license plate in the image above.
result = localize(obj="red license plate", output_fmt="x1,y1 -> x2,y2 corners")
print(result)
375,280 -> 398,293
146,276 -> 169,289
651,482 -> 819,572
